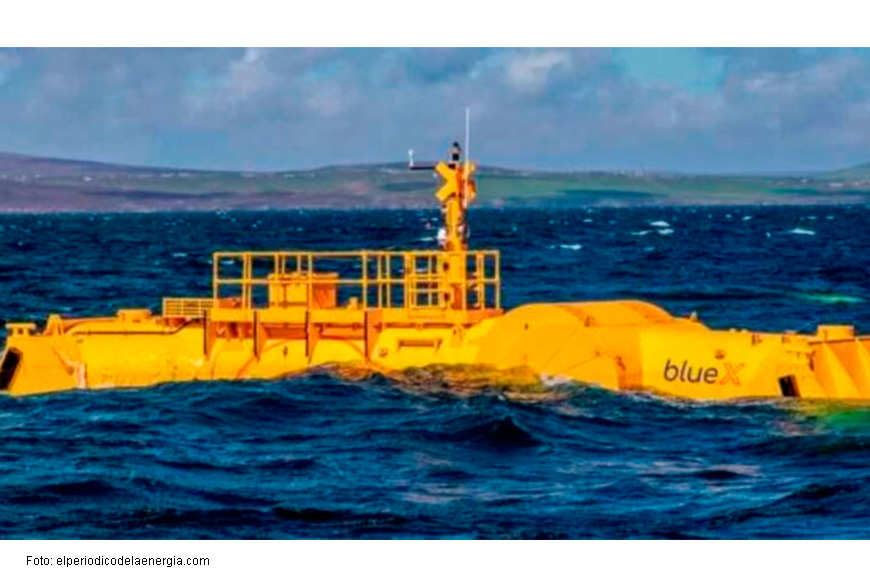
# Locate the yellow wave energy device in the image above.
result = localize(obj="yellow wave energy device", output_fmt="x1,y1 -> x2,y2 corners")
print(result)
2,145 -> 870,400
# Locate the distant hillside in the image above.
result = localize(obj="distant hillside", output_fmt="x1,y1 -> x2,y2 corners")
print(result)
2,151 -> 870,212
819,162 -> 870,182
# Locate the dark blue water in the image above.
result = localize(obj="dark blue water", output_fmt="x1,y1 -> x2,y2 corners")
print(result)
3,207 -> 870,539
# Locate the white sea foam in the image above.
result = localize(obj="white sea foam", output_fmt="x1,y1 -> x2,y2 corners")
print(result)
788,228 -> 816,236
540,373 -> 575,387
794,292 -> 864,305
172,252 -> 188,258
559,244 -> 583,251
650,220 -> 670,228
742,215 -> 753,221
632,230 -> 652,236
657,228 -> 674,236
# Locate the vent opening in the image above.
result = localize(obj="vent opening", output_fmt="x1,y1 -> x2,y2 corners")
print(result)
0,348 -> 22,391
778,374 -> 799,398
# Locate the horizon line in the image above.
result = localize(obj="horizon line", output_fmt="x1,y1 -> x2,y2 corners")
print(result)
1,149 -> 861,179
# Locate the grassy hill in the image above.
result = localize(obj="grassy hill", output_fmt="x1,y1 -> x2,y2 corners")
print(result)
818,162 -> 870,182
2,152 -> 870,212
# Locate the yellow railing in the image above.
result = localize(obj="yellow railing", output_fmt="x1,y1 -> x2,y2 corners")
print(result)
162,298 -> 215,318
211,250 -> 501,311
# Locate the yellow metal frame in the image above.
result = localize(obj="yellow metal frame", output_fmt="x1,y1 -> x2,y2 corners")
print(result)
162,298 -> 215,318
207,250 -> 501,313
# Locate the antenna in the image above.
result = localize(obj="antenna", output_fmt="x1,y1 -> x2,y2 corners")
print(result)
463,107 -> 473,210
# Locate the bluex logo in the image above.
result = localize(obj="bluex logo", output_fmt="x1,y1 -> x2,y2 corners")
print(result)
663,359 -> 745,385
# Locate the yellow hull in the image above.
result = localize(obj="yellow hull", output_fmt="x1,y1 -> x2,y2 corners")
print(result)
3,299 -> 869,400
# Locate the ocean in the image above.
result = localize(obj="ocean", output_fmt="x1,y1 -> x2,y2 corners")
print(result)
2,207 -> 870,538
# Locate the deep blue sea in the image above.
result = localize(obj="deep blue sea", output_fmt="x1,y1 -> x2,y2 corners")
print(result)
3,207 -> 870,539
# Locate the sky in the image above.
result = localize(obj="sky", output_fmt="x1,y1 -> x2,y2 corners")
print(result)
1,47 -> 870,174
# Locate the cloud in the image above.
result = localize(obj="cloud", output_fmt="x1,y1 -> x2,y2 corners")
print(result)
1,48 -> 870,172
225,48 -> 278,103
0,50 -> 21,85
504,49 -> 574,94
712,51 -> 870,152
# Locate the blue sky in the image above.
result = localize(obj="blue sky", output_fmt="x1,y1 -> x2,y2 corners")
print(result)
1,48 -> 869,173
